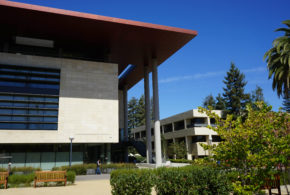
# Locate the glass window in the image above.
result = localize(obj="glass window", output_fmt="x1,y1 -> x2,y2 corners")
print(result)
43,110 -> 58,115
11,123 -> 27,129
13,102 -> 27,107
43,104 -> 58,108
0,116 -> 11,121
0,81 -> 26,87
14,96 -> 28,101
0,95 -> 13,100
0,65 -> 60,130
13,109 -> 28,115
0,109 -> 12,114
11,116 -> 26,121
192,136 -> 207,143
0,102 -> 13,107
28,117 -> 43,122
0,123 -> 11,129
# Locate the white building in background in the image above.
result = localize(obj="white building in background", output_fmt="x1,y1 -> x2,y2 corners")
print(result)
131,109 -> 223,160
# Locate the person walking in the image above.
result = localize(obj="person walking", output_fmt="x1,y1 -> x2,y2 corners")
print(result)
96,159 -> 101,175
8,161 -> 12,175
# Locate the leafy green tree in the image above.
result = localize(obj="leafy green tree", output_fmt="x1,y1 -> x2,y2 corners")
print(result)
282,90 -> 290,112
128,97 -> 138,130
264,20 -> 290,98
215,93 -> 226,110
167,141 -> 187,159
223,63 -> 250,117
136,95 -> 145,126
128,95 -> 153,131
203,94 -> 216,109
199,103 -> 290,194
250,85 -> 264,102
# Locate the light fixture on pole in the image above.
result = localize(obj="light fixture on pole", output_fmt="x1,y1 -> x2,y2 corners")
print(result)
69,136 -> 74,167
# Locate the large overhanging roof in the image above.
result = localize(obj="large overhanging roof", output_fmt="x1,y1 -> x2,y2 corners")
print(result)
0,0 -> 197,89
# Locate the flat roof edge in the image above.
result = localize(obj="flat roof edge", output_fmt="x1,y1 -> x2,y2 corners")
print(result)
1,0 -> 198,36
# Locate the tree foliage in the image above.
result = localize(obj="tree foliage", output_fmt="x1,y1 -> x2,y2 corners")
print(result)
199,103 -> 290,194
128,95 -> 153,131
203,94 -> 216,109
215,93 -> 226,110
223,62 -> 250,117
167,141 -> 187,159
264,20 -> 290,98
282,91 -> 290,112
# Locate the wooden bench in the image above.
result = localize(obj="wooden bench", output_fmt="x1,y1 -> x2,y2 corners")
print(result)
0,172 -> 8,189
34,171 -> 67,188
262,174 -> 281,195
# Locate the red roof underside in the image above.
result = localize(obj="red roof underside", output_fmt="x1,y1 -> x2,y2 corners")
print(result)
0,0 -> 197,89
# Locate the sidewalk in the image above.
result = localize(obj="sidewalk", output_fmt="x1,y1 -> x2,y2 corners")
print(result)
0,179 -> 111,195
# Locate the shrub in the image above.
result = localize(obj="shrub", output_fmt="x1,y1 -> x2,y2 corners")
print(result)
0,167 -> 7,172
11,166 -> 41,173
154,165 -> 232,195
53,163 -> 137,175
8,173 -> 35,187
67,171 -> 76,183
169,159 -> 194,164
52,164 -> 87,175
102,163 -> 137,169
110,169 -> 154,195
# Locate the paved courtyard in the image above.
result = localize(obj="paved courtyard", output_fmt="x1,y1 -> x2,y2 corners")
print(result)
0,175 -> 288,195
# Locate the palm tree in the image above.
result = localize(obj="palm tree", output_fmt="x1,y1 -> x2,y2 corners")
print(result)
264,20 -> 290,98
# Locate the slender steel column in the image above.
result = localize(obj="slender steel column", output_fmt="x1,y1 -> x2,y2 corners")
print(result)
123,85 -> 128,141
69,136 -> 74,167
144,65 -> 152,163
152,59 -> 162,166
123,85 -> 129,162
106,143 -> 111,164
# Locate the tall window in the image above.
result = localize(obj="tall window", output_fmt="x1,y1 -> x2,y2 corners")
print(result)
0,64 -> 60,130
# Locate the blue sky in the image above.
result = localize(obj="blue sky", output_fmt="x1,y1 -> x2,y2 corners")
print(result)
13,0 -> 290,118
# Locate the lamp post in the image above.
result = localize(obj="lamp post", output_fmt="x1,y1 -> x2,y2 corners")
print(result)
69,136 -> 74,167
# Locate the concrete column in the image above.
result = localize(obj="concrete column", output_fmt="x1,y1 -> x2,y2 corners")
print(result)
207,116 -> 211,126
123,85 -> 128,141
100,144 -> 105,162
123,85 -> 128,162
106,143 -> 111,164
152,59 -> 162,166
185,136 -> 192,160
207,135 -> 212,156
144,65 -> 153,163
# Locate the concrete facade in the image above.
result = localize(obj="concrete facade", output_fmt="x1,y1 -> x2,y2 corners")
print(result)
0,52 -> 119,144
131,109 -> 222,160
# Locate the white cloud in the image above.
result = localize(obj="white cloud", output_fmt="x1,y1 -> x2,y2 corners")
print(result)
159,66 -> 267,84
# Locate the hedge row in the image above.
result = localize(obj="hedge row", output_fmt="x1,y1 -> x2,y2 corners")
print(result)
169,159 -> 195,164
0,166 -> 41,173
2,171 -> 75,188
52,163 -> 137,175
110,165 -> 233,195
111,169 -> 154,195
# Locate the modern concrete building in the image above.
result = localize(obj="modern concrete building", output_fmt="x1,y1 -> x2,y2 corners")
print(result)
131,109 -> 223,160
0,1 -> 197,168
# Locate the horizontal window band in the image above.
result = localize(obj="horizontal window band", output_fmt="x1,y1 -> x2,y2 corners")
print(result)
0,121 -> 58,124
0,86 -> 60,95
0,99 -> 59,104
0,70 -> 60,79
0,106 -> 58,111
0,75 -> 60,83
0,64 -> 60,74
0,92 -> 59,98
0,77 -> 60,85
0,114 -> 58,117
